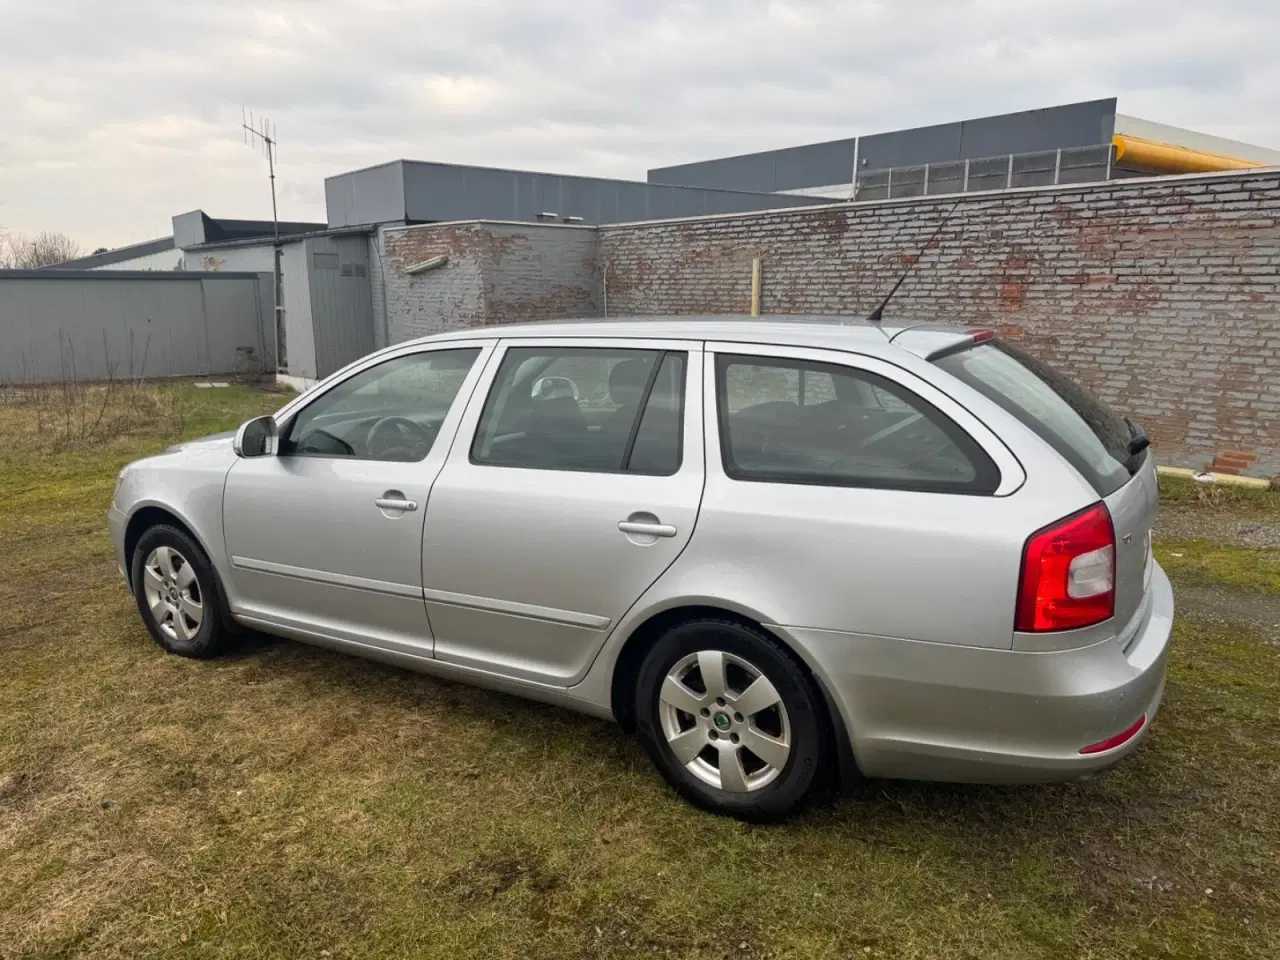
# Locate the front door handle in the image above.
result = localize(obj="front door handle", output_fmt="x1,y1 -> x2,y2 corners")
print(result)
618,520 -> 677,538
375,491 -> 418,512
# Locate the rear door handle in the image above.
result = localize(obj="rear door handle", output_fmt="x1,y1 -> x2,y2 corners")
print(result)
618,520 -> 677,538
375,494 -> 418,512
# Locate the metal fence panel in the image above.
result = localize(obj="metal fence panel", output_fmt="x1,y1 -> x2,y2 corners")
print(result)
0,271 -> 271,383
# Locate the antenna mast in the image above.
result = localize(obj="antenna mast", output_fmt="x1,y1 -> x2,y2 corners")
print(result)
864,200 -> 961,324
242,109 -> 284,375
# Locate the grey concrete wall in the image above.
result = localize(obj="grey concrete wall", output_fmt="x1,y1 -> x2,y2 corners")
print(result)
96,247 -> 186,271
379,221 -> 599,343
188,243 -> 276,273
0,271 -> 273,382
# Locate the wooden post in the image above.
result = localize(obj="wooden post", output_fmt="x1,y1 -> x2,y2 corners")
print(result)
750,258 -> 761,316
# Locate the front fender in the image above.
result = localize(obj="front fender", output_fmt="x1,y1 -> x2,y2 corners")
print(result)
113,458 -> 237,601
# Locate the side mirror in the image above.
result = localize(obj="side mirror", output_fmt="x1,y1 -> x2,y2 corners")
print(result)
233,415 -> 278,458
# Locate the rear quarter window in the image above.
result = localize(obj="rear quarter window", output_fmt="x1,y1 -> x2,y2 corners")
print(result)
934,341 -> 1139,496
715,354 -> 1000,495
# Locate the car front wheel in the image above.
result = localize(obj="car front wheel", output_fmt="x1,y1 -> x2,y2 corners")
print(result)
131,525 -> 232,659
634,618 -> 827,821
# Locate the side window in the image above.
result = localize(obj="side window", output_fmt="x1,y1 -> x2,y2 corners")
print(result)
471,346 -> 686,474
627,353 -> 686,475
280,347 -> 480,462
715,354 -> 999,494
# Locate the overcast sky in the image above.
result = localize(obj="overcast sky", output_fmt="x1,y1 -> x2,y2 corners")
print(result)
1,0 -> 1277,251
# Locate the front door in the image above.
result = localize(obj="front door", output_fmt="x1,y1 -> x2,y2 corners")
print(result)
222,341 -> 493,655
421,338 -> 705,685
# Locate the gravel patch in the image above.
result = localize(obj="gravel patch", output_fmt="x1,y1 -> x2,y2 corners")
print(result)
1157,510 -> 1280,550
1172,581 -> 1280,642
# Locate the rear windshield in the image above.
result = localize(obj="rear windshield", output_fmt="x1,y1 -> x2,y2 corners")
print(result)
934,341 -> 1140,496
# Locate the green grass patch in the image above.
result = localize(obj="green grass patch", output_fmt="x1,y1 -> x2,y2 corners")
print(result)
1156,539 -> 1280,595
1,385 -> 1278,958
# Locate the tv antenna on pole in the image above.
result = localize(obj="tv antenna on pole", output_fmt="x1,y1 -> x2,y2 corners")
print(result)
242,108 -> 280,244
242,108 -> 284,375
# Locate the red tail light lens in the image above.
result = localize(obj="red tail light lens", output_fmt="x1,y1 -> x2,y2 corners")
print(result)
1016,503 -> 1116,632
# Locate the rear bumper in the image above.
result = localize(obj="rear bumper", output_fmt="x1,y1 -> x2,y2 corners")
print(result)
781,562 -> 1174,784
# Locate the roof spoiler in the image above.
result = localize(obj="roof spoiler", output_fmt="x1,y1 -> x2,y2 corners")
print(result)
922,328 -> 996,361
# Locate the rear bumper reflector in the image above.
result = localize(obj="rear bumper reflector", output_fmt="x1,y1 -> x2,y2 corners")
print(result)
1079,715 -> 1147,755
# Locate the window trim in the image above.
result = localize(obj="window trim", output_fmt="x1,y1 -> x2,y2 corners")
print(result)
713,352 -> 1002,496
468,346 -> 688,477
275,344 -> 487,463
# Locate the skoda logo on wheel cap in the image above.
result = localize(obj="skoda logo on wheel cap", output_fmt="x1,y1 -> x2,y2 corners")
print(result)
713,712 -> 732,731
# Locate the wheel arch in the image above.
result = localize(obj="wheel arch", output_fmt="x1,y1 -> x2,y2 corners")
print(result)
123,504 -> 207,587
607,601 -> 861,792
123,504 -> 239,635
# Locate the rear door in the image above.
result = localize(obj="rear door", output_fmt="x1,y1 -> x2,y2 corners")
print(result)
934,339 -> 1157,630
420,337 -> 704,685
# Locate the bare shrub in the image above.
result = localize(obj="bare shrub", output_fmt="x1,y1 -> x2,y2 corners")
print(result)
0,332 -> 188,451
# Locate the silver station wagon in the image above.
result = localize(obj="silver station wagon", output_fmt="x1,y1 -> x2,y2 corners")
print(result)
109,318 -> 1172,820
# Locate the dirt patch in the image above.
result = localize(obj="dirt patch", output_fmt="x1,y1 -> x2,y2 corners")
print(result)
0,771 -> 30,801
443,855 -> 557,902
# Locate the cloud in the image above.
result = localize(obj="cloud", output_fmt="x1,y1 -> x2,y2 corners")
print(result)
1,0 -> 1276,249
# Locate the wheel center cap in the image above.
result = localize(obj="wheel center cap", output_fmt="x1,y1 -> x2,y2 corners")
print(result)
713,712 -> 732,731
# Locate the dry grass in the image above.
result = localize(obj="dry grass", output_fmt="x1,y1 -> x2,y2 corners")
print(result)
2,385 -> 1279,959
0,378 -> 193,453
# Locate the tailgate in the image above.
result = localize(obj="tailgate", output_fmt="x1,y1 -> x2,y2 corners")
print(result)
1103,452 -> 1159,631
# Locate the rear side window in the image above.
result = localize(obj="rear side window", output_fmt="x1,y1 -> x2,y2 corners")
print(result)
934,342 -> 1137,496
471,346 -> 685,475
715,355 -> 999,494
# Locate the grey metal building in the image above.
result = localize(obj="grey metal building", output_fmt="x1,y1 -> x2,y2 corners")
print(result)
323,159 -> 826,229
647,98 -> 1280,202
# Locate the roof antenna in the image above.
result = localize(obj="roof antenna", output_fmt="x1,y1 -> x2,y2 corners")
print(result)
865,200 -> 961,324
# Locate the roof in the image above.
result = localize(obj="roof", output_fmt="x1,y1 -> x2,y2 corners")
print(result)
409,315 -> 973,360
46,236 -> 176,270
184,225 -> 372,252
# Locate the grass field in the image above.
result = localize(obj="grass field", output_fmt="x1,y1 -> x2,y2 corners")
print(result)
2,383 -> 1278,960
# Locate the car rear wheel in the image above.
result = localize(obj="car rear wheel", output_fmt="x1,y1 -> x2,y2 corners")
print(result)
634,618 -> 827,821
131,525 -> 232,659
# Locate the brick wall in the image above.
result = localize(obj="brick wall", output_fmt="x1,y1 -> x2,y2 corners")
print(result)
378,221 -> 599,345
372,172 -> 1280,477
600,170 -> 1280,477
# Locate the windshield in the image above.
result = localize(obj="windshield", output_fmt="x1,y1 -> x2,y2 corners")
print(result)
935,341 -> 1140,496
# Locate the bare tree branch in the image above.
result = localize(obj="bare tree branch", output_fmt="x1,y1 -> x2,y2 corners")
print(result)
1,231 -> 83,268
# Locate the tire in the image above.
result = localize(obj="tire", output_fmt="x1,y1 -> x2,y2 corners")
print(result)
131,524 -> 233,659
634,618 -> 827,821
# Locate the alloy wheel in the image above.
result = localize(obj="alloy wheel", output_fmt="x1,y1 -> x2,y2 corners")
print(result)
657,649 -> 792,792
142,545 -> 203,642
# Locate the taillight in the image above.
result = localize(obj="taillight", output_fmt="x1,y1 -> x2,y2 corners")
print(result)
1016,503 -> 1116,632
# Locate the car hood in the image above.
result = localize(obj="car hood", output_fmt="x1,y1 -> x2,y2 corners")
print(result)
164,430 -> 237,455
